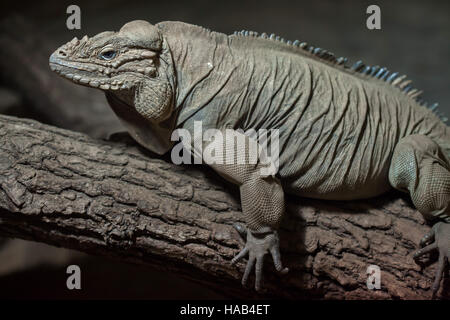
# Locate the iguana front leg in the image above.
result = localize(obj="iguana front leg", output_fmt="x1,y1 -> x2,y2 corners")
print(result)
389,134 -> 450,298
194,129 -> 288,290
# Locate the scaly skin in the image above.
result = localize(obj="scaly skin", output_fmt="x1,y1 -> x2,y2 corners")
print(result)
50,20 -> 450,297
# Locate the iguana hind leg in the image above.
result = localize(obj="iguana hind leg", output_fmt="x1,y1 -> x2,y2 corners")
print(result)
389,134 -> 450,298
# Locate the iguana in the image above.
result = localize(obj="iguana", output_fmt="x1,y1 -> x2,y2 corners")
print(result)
49,20 -> 450,297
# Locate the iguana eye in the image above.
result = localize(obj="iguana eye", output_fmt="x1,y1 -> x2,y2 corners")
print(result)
100,50 -> 116,60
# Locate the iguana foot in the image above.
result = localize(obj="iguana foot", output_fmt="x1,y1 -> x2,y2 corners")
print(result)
231,224 -> 288,291
413,222 -> 450,299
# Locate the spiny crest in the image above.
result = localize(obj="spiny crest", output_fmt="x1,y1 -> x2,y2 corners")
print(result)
232,30 -> 447,124
233,30 -> 345,65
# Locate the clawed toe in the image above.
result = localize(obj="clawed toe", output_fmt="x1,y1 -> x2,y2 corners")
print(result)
231,247 -> 249,265
414,222 -> 450,299
419,227 -> 436,247
413,243 -> 438,260
233,223 -> 247,241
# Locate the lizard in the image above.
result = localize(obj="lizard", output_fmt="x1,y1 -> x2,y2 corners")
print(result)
49,20 -> 450,297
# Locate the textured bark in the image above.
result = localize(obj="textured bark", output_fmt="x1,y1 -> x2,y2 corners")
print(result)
0,114 -> 447,299
0,16 -> 122,137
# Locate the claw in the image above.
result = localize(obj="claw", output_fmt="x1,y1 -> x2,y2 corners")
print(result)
431,255 -> 446,299
233,223 -> 247,241
419,228 -> 435,247
413,243 -> 437,260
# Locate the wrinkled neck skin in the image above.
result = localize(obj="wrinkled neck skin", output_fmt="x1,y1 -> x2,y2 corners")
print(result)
113,22 -> 227,154
157,22 -> 220,126
109,38 -> 178,155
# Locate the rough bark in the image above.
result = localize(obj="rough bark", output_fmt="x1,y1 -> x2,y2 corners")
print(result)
0,114 -> 447,299
0,15 -> 122,137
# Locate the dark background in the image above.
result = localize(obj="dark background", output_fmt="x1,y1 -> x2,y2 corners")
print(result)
0,0 -> 448,299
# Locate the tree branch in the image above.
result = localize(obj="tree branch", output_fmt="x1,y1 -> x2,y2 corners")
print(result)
0,114 -> 446,299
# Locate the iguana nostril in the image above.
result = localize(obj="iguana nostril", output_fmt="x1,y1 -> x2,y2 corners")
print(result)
58,49 -> 67,57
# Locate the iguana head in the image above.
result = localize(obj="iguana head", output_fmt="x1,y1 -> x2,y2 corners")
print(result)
49,20 -> 174,123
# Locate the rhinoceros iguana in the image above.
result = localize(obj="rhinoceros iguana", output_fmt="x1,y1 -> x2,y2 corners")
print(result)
49,20 -> 450,297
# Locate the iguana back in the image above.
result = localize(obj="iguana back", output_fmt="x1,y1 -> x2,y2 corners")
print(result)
158,21 -> 449,200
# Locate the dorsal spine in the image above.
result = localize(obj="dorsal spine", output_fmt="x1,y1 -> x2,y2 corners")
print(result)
231,29 -> 447,123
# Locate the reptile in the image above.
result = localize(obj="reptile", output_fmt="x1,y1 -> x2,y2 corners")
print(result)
49,20 -> 450,297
